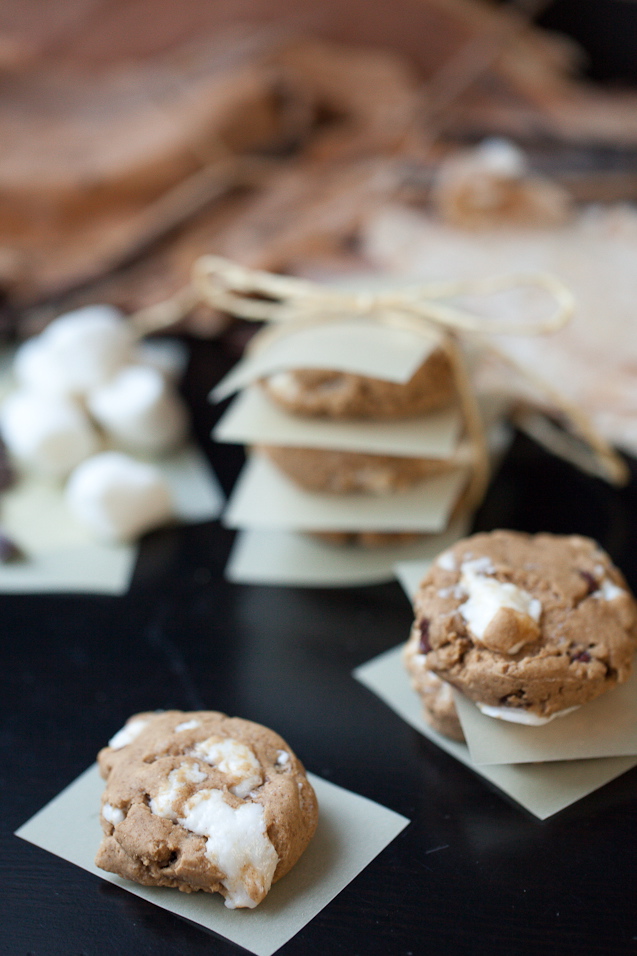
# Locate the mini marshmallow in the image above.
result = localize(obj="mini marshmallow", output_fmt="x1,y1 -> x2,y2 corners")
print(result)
65,451 -> 174,542
0,390 -> 101,477
87,364 -> 188,455
470,138 -> 527,178
14,305 -> 134,396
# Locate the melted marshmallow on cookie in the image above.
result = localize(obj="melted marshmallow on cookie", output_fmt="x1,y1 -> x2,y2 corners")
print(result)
476,702 -> 580,725
265,372 -> 301,402
594,579 -> 626,601
175,718 -> 201,732
150,761 -> 278,908
459,558 -> 542,654
150,763 -> 207,817
102,802 -> 124,825
436,550 -> 457,572
108,716 -> 151,750
193,737 -> 263,798
182,790 -> 278,908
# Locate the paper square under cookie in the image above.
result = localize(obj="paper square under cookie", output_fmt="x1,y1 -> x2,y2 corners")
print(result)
214,386 -> 463,459
452,662 -> 637,765
223,454 -> 467,533
212,319 -> 439,401
354,646 -> 637,819
0,445 -> 223,595
225,518 -> 471,587
16,764 -> 409,956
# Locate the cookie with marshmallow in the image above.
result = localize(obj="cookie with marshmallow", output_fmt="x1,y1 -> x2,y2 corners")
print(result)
404,530 -> 637,736
95,710 -> 319,908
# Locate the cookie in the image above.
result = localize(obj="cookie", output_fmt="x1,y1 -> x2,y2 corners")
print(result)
404,531 -> 637,728
260,347 -> 454,420
259,444 -> 450,494
403,653 -> 464,741
95,710 -> 318,908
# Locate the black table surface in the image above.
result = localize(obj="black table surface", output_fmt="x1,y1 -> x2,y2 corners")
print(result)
4,338 -> 637,956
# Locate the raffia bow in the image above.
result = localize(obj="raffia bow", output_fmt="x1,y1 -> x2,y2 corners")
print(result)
131,254 -> 628,501
188,255 -> 575,335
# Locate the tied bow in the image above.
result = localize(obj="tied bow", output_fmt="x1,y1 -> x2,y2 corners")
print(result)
131,254 -> 627,490
190,255 -> 576,338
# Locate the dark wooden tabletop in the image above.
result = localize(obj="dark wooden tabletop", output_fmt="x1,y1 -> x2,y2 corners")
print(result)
4,337 -> 637,956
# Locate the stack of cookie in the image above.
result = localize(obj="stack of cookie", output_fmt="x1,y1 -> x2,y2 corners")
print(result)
254,347 -> 459,546
404,530 -> 637,742
213,318 -> 481,584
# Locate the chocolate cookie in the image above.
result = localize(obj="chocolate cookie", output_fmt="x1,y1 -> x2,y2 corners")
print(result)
259,444 -> 450,494
405,531 -> 637,728
95,710 -> 318,908
260,348 -> 454,420
403,652 -> 464,740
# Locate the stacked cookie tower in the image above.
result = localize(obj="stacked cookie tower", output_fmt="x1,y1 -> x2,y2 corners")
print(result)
404,530 -> 637,742
213,317 -> 478,582
255,347 -> 458,545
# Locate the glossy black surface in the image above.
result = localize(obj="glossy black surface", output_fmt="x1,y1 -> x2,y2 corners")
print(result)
4,339 -> 637,956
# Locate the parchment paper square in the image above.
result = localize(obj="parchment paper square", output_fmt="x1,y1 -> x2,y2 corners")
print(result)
453,664 -> 637,765
225,518 -> 470,588
214,386 -> 463,459
354,646 -> 637,819
16,765 -> 409,956
223,454 -> 467,533
212,319 -> 438,401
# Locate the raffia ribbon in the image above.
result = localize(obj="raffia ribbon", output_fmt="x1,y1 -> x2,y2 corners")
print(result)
131,254 -> 628,501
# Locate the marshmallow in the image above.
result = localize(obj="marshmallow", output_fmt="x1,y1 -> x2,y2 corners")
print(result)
65,451 -> 174,542
470,138 -> 527,178
14,305 -> 135,396
0,390 -> 101,477
476,702 -> 580,725
87,364 -> 188,455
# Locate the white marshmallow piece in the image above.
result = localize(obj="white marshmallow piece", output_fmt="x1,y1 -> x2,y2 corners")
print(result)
458,558 -> 542,655
149,765 -> 279,908
192,737 -> 263,799
108,715 -> 152,750
102,803 -> 125,825
65,451 -> 174,542
594,579 -> 626,601
181,789 -> 278,908
0,390 -> 101,477
14,305 -> 134,396
87,365 -> 188,455
476,702 -> 580,725
474,138 -> 527,178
